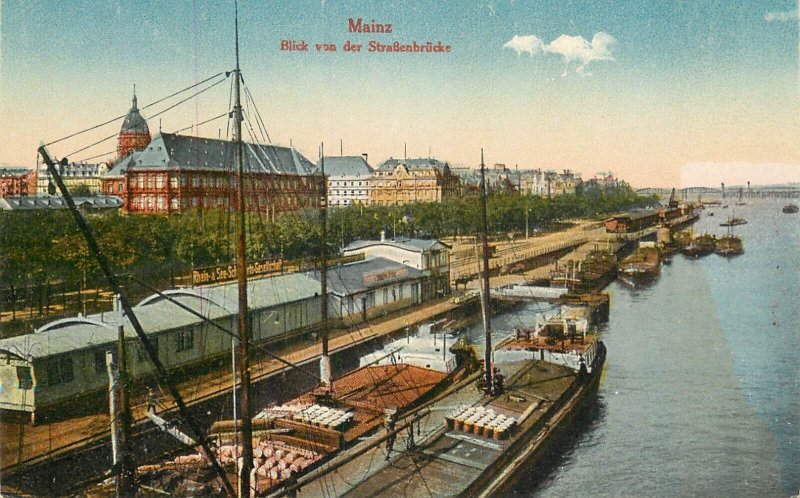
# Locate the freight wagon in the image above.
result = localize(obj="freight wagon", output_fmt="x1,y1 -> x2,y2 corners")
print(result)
604,209 -> 661,233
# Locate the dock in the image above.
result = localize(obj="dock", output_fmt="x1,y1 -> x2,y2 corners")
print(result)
0,299 -> 459,479
1,217 -> 660,488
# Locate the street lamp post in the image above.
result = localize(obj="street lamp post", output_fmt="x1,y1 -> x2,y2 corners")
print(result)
525,207 -> 530,240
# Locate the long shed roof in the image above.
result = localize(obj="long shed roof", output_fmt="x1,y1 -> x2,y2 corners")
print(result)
309,257 -> 421,296
0,273 -> 321,360
343,237 -> 450,254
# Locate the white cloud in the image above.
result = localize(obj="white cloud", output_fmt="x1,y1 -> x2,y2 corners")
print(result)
545,32 -> 616,71
503,35 -> 545,57
503,32 -> 616,74
765,10 -> 798,22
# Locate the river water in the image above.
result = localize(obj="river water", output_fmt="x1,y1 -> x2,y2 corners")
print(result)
498,198 -> 799,497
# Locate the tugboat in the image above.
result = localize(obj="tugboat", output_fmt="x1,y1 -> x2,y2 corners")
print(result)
783,204 -> 799,214
715,226 -> 743,256
682,233 -> 716,257
719,217 -> 747,227
720,209 -> 747,227
619,241 -> 660,279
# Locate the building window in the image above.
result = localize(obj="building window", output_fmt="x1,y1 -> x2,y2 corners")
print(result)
175,329 -> 194,352
44,356 -> 74,386
170,176 -> 178,188
94,350 -> 108,374
383,288 -> 389,304
17,366 -> 33,390
137,337 -> 158,363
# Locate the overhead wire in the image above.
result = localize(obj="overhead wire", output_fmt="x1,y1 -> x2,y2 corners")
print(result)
45,71 -> 229,147
235,93 -> 343,498
230,120 -> 419,481
63,75 -> 231,159
172,111 -> 231,135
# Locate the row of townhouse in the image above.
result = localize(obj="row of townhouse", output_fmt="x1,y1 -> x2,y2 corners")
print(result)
451,164 -> 584,196
318,155 -> 461,207
19,93 -> 618,214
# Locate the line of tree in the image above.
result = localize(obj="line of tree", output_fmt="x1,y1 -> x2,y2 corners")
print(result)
0,184 -> 655,290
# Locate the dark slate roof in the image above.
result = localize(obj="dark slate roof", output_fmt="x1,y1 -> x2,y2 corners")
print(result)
0,196 -> 123,211
611,209 -> 661,220
120,133 -> 315,175
105,151 -> 141,177
375,157 -> 450,174
316,156 -> 373,177
450,168 -> 482,185
343,237 -> 450,254
452,167 -> 522,184
120,94 -> 150,135
309,257 -> 422,296
0,167 -> 32,178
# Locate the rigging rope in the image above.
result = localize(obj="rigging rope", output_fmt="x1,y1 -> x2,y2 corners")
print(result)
172,111 -> 231,135
64,76 -> 231,158
45,71 -> 229,147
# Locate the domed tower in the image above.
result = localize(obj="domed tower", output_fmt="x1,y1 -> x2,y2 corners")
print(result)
117,88 -> 151,158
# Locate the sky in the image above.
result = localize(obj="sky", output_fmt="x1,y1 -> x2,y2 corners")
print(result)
1,0 -> 800,188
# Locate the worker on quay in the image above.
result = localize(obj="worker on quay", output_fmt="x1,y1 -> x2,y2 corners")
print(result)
384,408 -> 397,460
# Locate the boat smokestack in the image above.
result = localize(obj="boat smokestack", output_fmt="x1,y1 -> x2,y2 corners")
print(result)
320,355 -> 331,386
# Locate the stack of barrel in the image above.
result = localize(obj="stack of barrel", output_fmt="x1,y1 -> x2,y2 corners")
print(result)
445,405 -> 517,440
292,404 -> 354,431
249,440 -> 322,482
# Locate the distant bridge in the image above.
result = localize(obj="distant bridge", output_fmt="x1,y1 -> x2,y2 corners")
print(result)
636,187 -> 722,195
637,186 -> 799,199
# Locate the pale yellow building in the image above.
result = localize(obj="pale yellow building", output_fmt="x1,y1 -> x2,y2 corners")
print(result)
370,158 -> 460,205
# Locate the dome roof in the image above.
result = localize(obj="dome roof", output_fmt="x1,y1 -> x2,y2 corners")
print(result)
120,93 -> 150,135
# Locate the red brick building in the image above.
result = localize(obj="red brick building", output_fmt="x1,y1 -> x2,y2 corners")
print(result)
0,168 -> 35,197
102,132 -> 323,215
117,91 -> 151,158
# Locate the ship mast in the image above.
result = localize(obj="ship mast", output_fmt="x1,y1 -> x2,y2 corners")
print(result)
232,0 -> 255,495
319,144 -> 331,386
36,149 -> 235,497
479,150 -> 494,395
